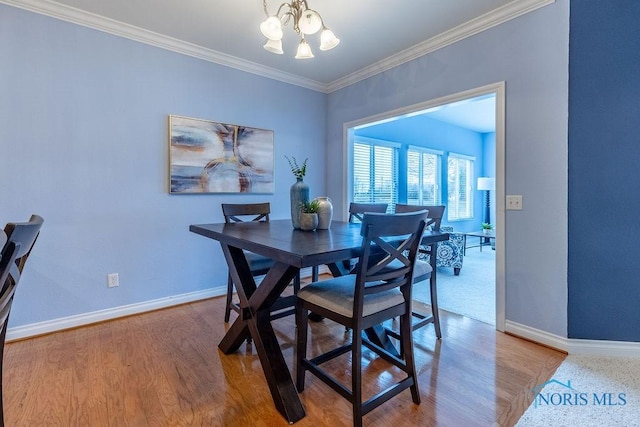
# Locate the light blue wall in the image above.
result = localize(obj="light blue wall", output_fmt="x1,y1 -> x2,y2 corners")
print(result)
327,1 -> 569,336
353,115 -> 490,232
0,5 -> 326,327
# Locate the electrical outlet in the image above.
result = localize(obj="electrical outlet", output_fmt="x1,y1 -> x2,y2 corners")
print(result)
107,273 -> 119,288
506,195 -> 523,210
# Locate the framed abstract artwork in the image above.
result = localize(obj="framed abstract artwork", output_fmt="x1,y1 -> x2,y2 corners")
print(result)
169,115 -> 274,194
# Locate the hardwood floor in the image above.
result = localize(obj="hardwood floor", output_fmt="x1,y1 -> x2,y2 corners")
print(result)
3,295 -> 565,426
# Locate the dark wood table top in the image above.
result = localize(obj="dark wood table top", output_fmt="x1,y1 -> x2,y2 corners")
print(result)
190,219 -> 449,267
190,219 -> 360,268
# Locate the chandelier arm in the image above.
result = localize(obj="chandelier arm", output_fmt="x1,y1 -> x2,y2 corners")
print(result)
291,2 -> 302,33
276,3 -> 291,17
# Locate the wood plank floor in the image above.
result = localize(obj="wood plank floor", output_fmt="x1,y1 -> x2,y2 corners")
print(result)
3,294 -> 565,426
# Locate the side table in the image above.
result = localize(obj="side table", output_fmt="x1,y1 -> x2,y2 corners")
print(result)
463,230 -> 495,255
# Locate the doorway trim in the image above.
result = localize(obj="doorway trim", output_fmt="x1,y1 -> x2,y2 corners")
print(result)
342,81 -> 506,331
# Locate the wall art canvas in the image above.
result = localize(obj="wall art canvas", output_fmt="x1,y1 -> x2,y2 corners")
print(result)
169,115 -> 274,194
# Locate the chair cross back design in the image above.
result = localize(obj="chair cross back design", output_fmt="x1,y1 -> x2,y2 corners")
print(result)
348,202 -> 388,222
326,202 -> 389,277
222,202 -> 270,224
0,214 -> 44,427
395,203 -> 444,230
295,211 -> 427,427
310,202 -> 389,282
220,203 -> 300,324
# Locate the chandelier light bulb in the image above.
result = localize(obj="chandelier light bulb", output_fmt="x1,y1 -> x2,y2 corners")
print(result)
319,28 -> 340,51
263,38 -> 284,54
295,38 -> 314,59
260,16 -> 283,40
298,10 -> 322,35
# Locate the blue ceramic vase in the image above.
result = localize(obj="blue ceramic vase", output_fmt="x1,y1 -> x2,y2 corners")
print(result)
290,178 -> 309,229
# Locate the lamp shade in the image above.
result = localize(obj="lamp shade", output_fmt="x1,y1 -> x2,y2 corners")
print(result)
477,177 -> 495,191
260,16 -> 283,40
298,10 -> 322,35
263,38 -> 284,54
319,28 -> 340,51
295,39 -> 314,59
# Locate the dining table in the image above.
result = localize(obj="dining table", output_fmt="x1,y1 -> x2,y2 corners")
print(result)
189,219 -> 449,423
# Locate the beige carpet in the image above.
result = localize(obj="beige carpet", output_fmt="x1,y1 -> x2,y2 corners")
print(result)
413,245 -> 495,325
516,355 -> 640,426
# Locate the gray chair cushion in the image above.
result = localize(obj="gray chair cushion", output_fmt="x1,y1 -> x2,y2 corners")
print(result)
296,275 -> 405,319
412,259 -> 433,282
382,258 -> 432,283
244,251 -> 274,271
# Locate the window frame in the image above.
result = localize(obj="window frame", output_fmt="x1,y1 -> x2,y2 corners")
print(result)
351,136 -> 400,211
447,152 -> 475,221
406,145 -> 443,206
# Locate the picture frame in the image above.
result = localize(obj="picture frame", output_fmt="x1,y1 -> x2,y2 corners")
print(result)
169,115 -> 274,194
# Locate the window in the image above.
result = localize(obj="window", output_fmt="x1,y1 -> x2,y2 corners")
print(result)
407,146 -> 442,205
447,153 -> 474,221
352,138 -> 398,209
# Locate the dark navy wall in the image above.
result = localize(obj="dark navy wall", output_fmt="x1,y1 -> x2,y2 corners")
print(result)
568,1 -> 640,340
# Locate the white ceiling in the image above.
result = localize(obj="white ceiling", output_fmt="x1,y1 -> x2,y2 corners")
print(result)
420,95 -> 496,133
358,94 -> 496,134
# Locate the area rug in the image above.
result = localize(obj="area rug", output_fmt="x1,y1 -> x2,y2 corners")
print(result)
516,355 -> 640,426
413,245 -> 495,325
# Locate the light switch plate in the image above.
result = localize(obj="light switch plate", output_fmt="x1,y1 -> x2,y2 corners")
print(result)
506,195 -> 523,210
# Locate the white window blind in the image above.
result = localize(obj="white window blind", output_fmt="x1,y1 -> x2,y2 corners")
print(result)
407,147 -> 441,205
352,139 -> 398,210
447,153 -> 474,221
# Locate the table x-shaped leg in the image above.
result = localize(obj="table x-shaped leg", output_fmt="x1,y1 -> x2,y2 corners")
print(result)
217,244 -> 305,423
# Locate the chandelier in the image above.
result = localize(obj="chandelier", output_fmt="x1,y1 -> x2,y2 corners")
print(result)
260,0 -> 340,59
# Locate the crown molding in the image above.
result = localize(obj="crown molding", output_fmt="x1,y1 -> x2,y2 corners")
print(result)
0,0 -> 326,92
1,0 -> 554,94
326,0 -> 556,93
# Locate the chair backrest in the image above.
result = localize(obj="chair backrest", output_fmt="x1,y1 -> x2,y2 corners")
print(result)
352,211 -> 427,320
348,202 -> 388,223
0,215 -> 43,425
221,203 -> 270,223
394,204 -> 445,231
1,214 -> 44,337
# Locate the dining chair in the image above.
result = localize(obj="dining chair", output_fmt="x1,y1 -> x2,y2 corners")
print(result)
348,202 -> 388,222
221,203 -> 300,323
309,202 -> 388,282
339,202 -> 389,274
295,210 -> 427,427
1,214 -> 44,427
394,204 -> 445,335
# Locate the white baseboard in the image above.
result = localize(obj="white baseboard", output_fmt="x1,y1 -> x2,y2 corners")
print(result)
6,266 -> 327,342
505,320 -> 568,352
6,286 -> 225,342
505,320 -> 640,357
567,338 -> 640,357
